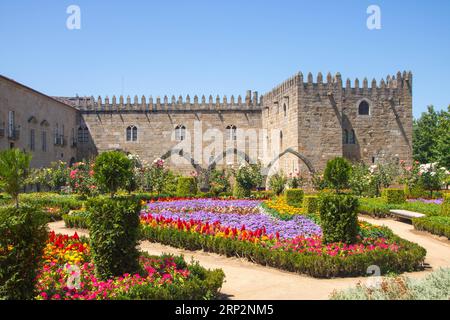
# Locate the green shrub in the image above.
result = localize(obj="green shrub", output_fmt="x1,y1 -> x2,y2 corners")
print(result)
285,189 -> 304,208
141,224 -> 426,278
233,183 -> 251,198
382,188 -> 406,204
303,195 -> 319,213
0,205 -> 48,300
442,194 -> 450,216
319,193 -> 359,244
62,210 -> 90,229
87,196 -> 141,280
358,197 -> 442,218
176,177 -> 197,197
251,190 -> 275,200
404,182 -> 427,199
268,173 -> 287,196
324,157 -> 352,193
413,216 -> 450,239
331,268 -> 450,300
94,151 -> 133,197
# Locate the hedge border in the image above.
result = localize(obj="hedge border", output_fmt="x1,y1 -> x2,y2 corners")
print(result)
413,216 -> 450,239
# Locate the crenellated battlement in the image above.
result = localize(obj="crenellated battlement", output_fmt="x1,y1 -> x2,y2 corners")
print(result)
263,70 -> 412,101
60,90 -> 262,112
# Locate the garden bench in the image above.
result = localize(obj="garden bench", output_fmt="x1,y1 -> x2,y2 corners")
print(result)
389,209 -> 425,220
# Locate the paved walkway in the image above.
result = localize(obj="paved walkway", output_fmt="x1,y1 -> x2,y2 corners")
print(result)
49,217 -> 450,300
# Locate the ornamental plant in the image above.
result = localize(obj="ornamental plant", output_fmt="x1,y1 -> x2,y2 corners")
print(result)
268,172 -> 287,196
419,163 -> 448,198
0,149 -> 32,208
87,196 -> 141,280
234,162 -> 263,197
176,176 -> 198,197
94,151 -> 133,198
0,205 -> 48,299
209,169 -> 231,196
324,157 -> 352,194
349,162 -> 371,196
68,161 -> 98,198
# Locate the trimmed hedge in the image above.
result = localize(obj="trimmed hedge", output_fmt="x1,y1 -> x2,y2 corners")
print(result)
382,188 -> 406,204
233,184 -> 251,199
114,253 -> 225,300
176,177 -> 198,197
319,193 -> 359,244
442,194 -> 450,216
285,189 -> 304,208
413,216 -> 450,239
303,195 -> 319,214
358,197 -> 442,218
87,196 -> 141,280
0,205 -> 48,300
140,225 -> 426,278
62,210 -> 90,229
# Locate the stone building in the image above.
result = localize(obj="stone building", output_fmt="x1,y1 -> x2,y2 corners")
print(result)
0,71 -> 413,178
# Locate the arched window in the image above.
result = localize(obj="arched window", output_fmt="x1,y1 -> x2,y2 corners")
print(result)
77,126 -> 89,143
280,131 -> 283,148
343,129 -> 349,144
126,125 -> 138,142
283,104 -> 287,117
175,125 -> 186,141
358,101 -> 370,115
226,125 -> 237,141
349,129 -> 356,144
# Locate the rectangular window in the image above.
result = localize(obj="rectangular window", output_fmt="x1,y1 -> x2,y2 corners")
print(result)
8,111 -> 15,138
30,129 -> 35,151
42,131 -> 47,152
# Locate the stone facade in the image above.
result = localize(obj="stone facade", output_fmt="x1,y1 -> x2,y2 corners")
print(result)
0,70 -> 413,177
0,75 -> 78,168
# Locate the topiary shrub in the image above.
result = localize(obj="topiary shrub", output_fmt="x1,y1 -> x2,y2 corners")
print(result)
0,205 -> 48,300
285,189 -> 304,208
303,195 -> 319,213
319,193 -> 359,244
324,157 -> 352,193
442,194 -> 450,216
87,196 -> 141,280
176,177 -> 197,197
94,151 -> 133,198
382,188 -> 406,204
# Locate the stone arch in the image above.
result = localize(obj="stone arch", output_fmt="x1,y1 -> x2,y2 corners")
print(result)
207,148 -> 253,171
265,147 -> 316,174
160,148 -> 202,173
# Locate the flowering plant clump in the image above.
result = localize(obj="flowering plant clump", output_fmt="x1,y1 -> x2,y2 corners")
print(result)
263,197 -> 304,216
36,231 -> 222,300
68,162 -> 98,197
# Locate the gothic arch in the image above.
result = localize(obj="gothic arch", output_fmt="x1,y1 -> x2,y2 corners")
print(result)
207,148 -> 253,171
160,148 -> 202,173
265,147 -> 316,174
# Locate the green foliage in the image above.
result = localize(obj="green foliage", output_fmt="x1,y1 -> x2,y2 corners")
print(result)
287,172 -> 304,189
413,216 -> 450,239
319,193 -> 359,244
358,197 -> 442,218
234,162 -> 263,193
94,151 -> 133,197
0,205 -> 48,300
382,188 -> 406,204
68,161 -> 98,198
303,195 -> 319,214
18,192 -> 83,219
368,163 -> 399,197
285,189 -> 304,208
141,224 -> 426,278
233,183 -> 251,198
268,172 -> 287,196
349,162 -> 371,196
324,157 -> 352,193
63,210 -> 91,229
413,105 -> 450,168
0,149 -> 32,207
311,172 -> 327,191
331,268 -> 450,300
87,196 -> 141,280
250,190 -> 275,200
443,194 -> 450,216
208,169 -> 231,196
176,177 -> 198,197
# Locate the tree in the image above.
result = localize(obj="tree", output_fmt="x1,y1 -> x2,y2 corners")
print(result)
0,149 -> 32,208
93,151 -> 133,198
324,157 -> 352,193
413,105 -> 450,168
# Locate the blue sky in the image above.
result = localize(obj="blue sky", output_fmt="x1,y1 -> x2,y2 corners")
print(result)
0,0 -> 449,118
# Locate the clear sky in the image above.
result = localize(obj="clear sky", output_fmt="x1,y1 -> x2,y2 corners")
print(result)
1,0 -> 449,118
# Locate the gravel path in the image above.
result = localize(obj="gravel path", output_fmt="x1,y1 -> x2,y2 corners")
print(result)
48,217 -> 450,300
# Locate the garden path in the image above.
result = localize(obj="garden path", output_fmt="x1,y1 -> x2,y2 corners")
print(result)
48,218 -> 450,300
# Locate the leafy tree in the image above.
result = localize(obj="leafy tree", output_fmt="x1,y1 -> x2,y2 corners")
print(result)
0,149 -> 32,208
324,157 -> 352,193
268,172 -> 287,195
93,151 -> 133,198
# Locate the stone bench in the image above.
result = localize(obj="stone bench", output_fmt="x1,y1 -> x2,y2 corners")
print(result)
389,209 -> 426,220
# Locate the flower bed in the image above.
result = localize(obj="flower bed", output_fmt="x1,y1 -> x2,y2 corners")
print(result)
36,231 -> 224,300
140,198 -> 426,278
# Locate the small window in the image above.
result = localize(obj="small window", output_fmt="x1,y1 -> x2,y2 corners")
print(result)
175,125 -> 186,141
42,131 -> 47,152
29,129 -> 35,151
358,101 -> 370,115
126,125 -> 138,142
226,125 -> 237,141
343,129 -> 349,144
349,129 -> 356,144
283,104 -> 287,117
280,131 -> 283,148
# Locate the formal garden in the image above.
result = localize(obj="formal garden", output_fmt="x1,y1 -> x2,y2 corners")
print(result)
0,145 -> 449,300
